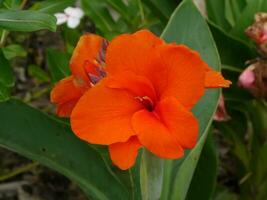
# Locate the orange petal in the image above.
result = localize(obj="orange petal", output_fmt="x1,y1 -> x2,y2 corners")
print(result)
106,30 -> 164,75
109,136 -> 142,170
132,103 -> 191,159
205,70 -> 232,88
106,30 -> 206,109
132,97 -> 198,158
71,79 -> 143,145
50,75 -> 86,117
56,99 -> 79,117
70,34 -> 107,84
151,44 -> 206,109
106,71 -> 157,102
154,97 -> 199,149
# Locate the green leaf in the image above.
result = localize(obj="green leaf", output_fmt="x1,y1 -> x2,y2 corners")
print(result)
209,22 -> 255,69
160,0 -> 221,199
214,185 -> 239,200
46,48 -> 70,82
142,0 -> 179,22
31,0 -> 75,14
0,48 -> 14,87
81,0 -> 117,39
224,0 -> 247,27
2,44 -> 27,60
205,0 -> 232,31
186,132 -> 218,200
140,150 -> 164,200
0,99 -> 132,200
229,0 -> 263,41
102,0 -> 131,23
28,64 -> 51,83
0,10 -> 56,32
224,0 -> 236,27
2,0 -> 21,10
216,118 -> 250,170
0,81 -> 10,102
60,25 -> 80,53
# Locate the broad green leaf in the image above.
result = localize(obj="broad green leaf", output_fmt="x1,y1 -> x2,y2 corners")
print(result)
0,10 -> 56,32
31,0 -> 75,14
2,44 -> 27,59
46,48 -> 70,82
0,99 -> 132,200
186,132 -> 218,200
160,0 -> 221,199
0,48 -> 14,87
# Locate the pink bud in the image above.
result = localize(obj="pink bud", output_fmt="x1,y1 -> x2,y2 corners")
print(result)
259,29 -> 267,43
214,95 -> 230,122
238,66 -> 255,89
246,13 -> 267,44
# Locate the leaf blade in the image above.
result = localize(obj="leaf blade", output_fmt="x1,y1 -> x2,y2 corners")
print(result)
0,99 -> 131,200
0,10 -> 56,32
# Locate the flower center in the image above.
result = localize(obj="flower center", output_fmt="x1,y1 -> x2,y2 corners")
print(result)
135,96 -> 154,111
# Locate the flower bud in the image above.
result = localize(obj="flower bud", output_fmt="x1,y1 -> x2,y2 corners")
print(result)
238,65 -> 255,89
214,95 -> 230,122
238,60 -> 267,99
246,13 -> 267,56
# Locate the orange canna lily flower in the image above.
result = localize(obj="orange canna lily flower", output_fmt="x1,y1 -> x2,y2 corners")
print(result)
50,34 -> 108,117
70,30 -> 231,170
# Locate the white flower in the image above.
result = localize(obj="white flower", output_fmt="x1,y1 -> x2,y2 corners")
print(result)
55,7 -> 84,29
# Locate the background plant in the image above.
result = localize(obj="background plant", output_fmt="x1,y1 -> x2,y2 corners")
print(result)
0,0 -> 266,200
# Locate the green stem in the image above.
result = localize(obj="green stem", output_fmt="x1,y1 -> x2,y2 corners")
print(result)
20,0 -> 28,9
0,30 -> 8,47
0,162 -> 39,182
222,64 -> 242,73
140,149 -> 164,200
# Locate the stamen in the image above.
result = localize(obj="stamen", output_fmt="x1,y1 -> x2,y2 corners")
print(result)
84,39 -> 109,86
135,96 -> 154,111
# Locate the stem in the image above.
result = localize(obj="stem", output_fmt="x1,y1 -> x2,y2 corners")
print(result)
20,0 -> 28,9
140,149 -> 164,200
0,162 -> 39,182
0,30 -> 8,47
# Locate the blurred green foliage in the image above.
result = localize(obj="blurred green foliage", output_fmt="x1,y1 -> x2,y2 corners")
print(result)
0,0 -> 266,199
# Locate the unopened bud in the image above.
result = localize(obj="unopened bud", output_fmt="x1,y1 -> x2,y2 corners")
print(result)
239,60 -> 267,99
246,13 -> 267,56
214,95 -> 230,122
238,65 -> 255,89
